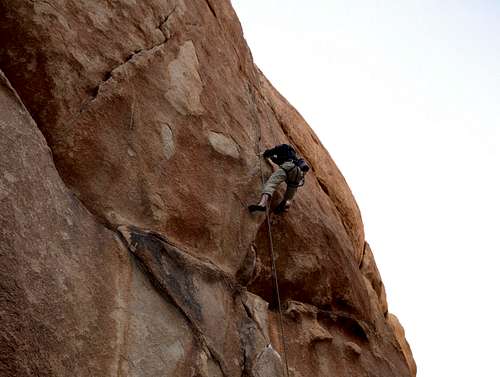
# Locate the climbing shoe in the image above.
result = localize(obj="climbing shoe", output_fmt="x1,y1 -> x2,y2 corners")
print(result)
274,200 -> 290,214
248,204 -> 266,213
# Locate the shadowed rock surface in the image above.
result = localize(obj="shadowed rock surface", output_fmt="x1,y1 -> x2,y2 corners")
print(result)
0,1 -> 415,376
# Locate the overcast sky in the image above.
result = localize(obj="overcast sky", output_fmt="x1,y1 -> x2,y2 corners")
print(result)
231,1 -> 500,376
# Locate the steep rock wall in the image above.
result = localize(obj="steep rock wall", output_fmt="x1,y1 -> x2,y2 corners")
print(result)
0,1 -> 415,376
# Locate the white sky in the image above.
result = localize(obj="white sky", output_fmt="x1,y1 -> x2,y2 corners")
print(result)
231,1 -> 500,376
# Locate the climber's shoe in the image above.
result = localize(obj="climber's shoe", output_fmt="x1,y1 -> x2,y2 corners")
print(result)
274,200 -> 290,214
248,204 -> 266,213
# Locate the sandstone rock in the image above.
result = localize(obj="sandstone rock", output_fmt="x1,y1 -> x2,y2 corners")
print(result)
115,256 -> 200,377
360,242 -> 389,316
0,70 -> 280,377
284,301 -> 333,343
345,341 -> 362,356
269,300 -> 411,377
208,131 -> 241,159
0,70 -> 128,376
236,244 -> 257,286
118,225 -> 286,377
0,0 -> 415,376
165,40 -> 205,116
243,291 -> 271,342
253,345 -> 284,377
161,123 -> 176,159
0,0 -> 366,311
0,69 -> 213,377
388,313 -> 417,377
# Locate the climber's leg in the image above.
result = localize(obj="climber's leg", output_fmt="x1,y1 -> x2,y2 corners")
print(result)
249,168 -> 287,213
275,185 -> 297,213
283,185 -> 297,202
261,168 -> 287,196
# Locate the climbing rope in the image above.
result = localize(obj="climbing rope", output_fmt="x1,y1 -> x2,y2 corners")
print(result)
250,84 -> 291,377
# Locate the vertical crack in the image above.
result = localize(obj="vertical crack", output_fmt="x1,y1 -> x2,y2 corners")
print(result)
204,0 -> 217,18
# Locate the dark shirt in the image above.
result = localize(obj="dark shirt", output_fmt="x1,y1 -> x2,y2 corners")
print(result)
263,144 -> 297,165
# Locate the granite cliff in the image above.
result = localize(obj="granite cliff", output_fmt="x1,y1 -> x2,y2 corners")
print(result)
0,1 -> 416,376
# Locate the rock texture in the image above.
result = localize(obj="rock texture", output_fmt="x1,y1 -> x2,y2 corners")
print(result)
0,1 -> 415,376
388,314 -> 418,377
0,71 -> 127,376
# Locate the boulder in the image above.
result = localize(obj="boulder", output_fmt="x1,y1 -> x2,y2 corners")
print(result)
0,0 -> 415,376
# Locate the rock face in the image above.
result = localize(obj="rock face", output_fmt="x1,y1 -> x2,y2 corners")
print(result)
0,1 -> 415,376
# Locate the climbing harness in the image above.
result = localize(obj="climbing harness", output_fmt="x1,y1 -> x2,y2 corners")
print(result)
283,164 -> 305,189
250,85 -> 291,377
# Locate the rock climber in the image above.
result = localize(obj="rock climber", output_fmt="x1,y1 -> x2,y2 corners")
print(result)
249,143 -> 310,214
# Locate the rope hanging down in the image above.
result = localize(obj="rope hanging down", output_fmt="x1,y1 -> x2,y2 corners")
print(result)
250,85 -> 291,377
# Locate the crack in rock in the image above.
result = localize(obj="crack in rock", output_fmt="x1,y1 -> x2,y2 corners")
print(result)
117,225 -> 233,377
204,0 -> 217,18
66,7 -> 179,127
